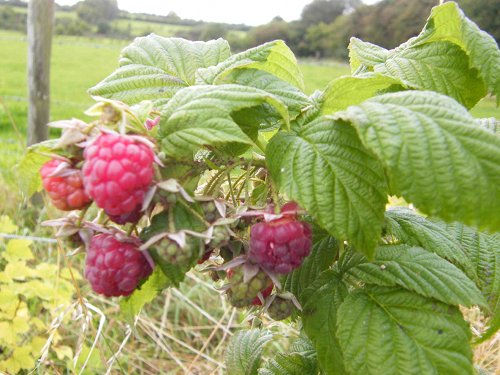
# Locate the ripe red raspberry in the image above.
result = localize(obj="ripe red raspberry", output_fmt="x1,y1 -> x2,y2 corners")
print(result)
249,217 -> 312,274
82,133 -> 154,216
40,159 -> 91,211
85,233 -> 153,297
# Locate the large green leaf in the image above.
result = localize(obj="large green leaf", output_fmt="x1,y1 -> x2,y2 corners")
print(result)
414,2 -> 500,101
225,329 -> 273,375
301,270 -> 348,375
284,222 -> 338,302
384,207 -> 475,280
158,84 -> 289,159
337,286 -> 473,375
348,37 -> 389,72
476,118 -> 500,135
267,116 -> 387,258
222,69 -> 311,120
119,267 -> 169,324
258,353 -> 318,375
347,244 -> 486,308
196,40 -> 304,90
436,222 -> 500,340
374,41 -> 486,109
339,91 -> 500,232
320,73 -> 404,114
88,35 -> 230,105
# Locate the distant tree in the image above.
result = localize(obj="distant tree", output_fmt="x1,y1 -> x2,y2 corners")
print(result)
76,0 -> 119,26
248,18 -> 291,46
301,0 -> 361,27
200,23 -> 227,41
348,0 -> 435,48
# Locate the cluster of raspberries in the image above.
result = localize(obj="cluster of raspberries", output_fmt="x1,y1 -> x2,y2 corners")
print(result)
41,132 -> 313,304
40,133 -> 155,296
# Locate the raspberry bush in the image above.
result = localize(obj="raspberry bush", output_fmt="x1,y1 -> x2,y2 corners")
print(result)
23,2 -> 500,374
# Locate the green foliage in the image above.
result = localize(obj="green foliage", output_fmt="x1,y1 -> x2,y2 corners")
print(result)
267,116 -> 387,258
384,207 -> 475,279
196,40 -> 304,90
0,216 -> 75,373
337,286 -> 473,375
415,1 -> 500,100
339,91 -> 500,232
16,2 -> 500,374
76,0 -> 119,26
158,84 -> 289,158
225,329 -> 273,375
88,34 -> 231,106
301,270 -> 348,374
347,244 -> 486,308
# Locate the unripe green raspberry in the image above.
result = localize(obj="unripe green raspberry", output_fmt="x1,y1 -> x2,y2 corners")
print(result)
209,226 -> 230,249
227,267 -> 272,308
267,296 -> 295,320
155,237 -> 200,266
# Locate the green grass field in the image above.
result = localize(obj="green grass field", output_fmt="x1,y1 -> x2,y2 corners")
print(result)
0,29 -> 498,188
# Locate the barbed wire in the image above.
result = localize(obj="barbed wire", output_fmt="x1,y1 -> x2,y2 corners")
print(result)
0,233 -> 57,243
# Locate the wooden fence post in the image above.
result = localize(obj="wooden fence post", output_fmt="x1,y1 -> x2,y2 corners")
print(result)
27,0 -> 55,146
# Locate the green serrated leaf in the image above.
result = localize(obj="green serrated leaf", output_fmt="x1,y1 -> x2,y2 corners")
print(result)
301,270 -> 348,375
225,329 -> 273,375
267,117 -> 387,259
158,84 -> 289,159
349,37 -> 389,72
320,73 -> 404,114
119,267 -> 170,324
340,90 -> 500,232
374,41 -> 486,109
196,40 -> 304,90
18,145 -> 52,197
284,222 -> 338,302
222,69 -> 311,120
384,207 -> 476,280
88,35 -> 230,105
258,352 -> 318,375
337,286 -> 473,375
347,244 -> 486,308
415,2 -> 500,101
435,222 -> 500,341
476,118 -> 500,135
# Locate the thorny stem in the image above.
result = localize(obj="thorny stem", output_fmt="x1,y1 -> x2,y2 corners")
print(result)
168,206 -> 176,232
126,224 -> 137,237
76,205 -> 89,227
269,176 -> 281,214
227,173 -> 237,206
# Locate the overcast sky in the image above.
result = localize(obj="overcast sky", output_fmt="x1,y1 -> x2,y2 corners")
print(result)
56,0 -> 381,26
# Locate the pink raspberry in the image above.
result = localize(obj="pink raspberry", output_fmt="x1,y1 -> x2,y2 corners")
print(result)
249,217 -> 312,274
40,159 -> 91,211
85,233 -> 153,297
82,133 -> 154,216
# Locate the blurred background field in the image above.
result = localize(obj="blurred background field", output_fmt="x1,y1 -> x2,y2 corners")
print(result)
0,0 -> 499,373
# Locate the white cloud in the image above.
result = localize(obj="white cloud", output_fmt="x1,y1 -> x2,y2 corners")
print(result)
56,0 -> 381,26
